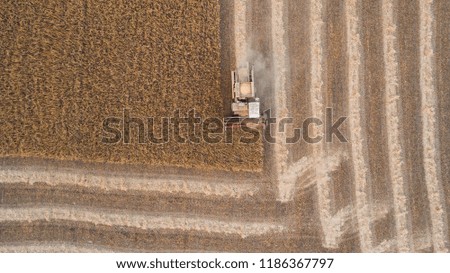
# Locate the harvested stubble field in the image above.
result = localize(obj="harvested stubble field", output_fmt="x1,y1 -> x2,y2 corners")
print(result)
0,0 -> 263,172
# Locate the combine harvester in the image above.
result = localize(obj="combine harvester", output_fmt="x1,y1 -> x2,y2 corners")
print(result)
226,63 -> 264,128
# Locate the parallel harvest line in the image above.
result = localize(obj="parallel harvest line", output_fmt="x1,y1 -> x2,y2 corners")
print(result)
0,242 -> 206,253
234,0 -> 248,63
381,0 -> 414,252
308,0 -> 339,248
0,242 -> 116,253
0,169 -> 258,198
270,0 -> 290,201
419,0 -> 449,252
0,206 -> 286,239
345,0 -> 374,252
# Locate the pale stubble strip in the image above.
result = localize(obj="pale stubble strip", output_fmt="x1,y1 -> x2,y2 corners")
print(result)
382,0 -> 414,252
270,0 -> 290,199
309,0 -> 338,248
345,0 -> 374,252
419,0 -> 449,252
0,242 -> 115,253
234,0 -> 248,63
0,206 -> 286,239
0,169 -> 259,198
